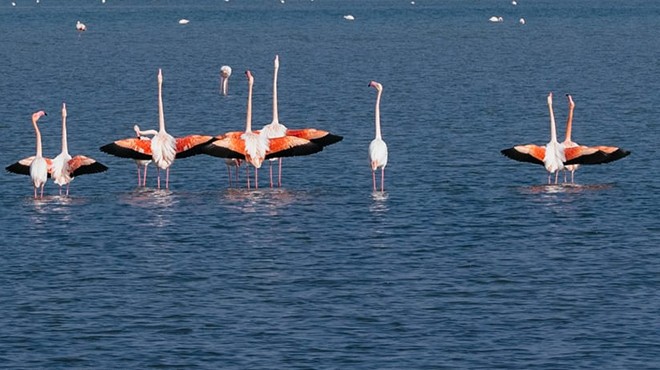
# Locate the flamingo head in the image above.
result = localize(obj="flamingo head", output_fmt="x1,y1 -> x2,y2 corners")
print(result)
32,110 -> 47,122
547,92 -> 553,105
62,102 -> 67,118
369,80 -> 383,92
566,94 -> 575,108
158,68 -> 163,84
245,70 -> 254,84
133,124 -> 141,137
274,54 -> 279,69
221,65 -> 232,78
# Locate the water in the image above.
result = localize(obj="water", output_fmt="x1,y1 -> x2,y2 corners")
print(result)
1,0 -> 659,368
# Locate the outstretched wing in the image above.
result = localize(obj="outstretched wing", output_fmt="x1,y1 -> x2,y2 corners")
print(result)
501,145 -> 545,166
202,135 -> 245,159
68,155 -> 109,177
564,145 -> 631,165
286,128 -> 343,147
175,135 -> 216,158
100,138 -> 152,160
265,136 -> 323,159
6,156 -> 54,177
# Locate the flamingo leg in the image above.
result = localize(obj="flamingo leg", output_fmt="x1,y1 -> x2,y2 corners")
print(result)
157,168 -> 161,189
34,187 -> 38,199
254,168 -> 259,189
381,168 -> 385,192
227,165 -> 232,187
269,161 -> 274,188
165,168 -> 170,189
372,170 -> 377,192
40,185 -> 44,198
571,170 -> 575,184
554,171 -> 559,184
66,183 -> 70,196
246,166 -> 250,189
137,166 -> 142,186
143,165 -> 148,187
278,158 -> 282,187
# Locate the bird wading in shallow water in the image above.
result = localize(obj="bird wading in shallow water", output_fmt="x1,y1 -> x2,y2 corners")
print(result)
6,111 -> 51,198
368,81 -> 388,192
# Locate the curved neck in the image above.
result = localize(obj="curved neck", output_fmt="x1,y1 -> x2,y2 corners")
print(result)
548,95 -> 557,143
374,87 -> 382,139
158,70 -> 166,132
245,74 -> 253,133
33,115 -> 42,158
61,104 -> 68,154
272,56 -> 279,124
565,98 -> 575,141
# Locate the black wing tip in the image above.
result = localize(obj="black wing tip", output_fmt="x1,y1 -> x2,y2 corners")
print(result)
201,144 -> 244,159
500,147 -> 544,166
266,142 -> 323,159
6,162 -> 30,176
100,143 -> 151,160
72,161 -> 109,177
565,148 -> 631,166
312,134 -> 343,147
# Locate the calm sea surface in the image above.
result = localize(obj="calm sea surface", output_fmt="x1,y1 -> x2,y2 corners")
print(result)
1,0 -> 659,368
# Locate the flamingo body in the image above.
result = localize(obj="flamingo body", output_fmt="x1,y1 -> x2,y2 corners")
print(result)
76,21 -> 86,31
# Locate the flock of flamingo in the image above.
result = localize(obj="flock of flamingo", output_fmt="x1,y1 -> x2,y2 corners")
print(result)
6,55 -> 397,198
5,54 -> 629,199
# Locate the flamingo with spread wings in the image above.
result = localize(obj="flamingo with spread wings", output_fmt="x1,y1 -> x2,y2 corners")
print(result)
6,111 -> 51,198
501,92 -> 630,184
50,103 -> 108,196
100,69 -> 214,189
203,70 -> 323,189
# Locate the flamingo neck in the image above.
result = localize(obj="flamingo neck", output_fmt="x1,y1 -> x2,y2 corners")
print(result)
61,107 -> 69,154
548,97 -> 557,143
33,116 -> 43,158
565,102 -> 575,142
245,79 -> 253,133
272,60 -> 279,124
375,88 -> 382,139
158,74 -> 166,133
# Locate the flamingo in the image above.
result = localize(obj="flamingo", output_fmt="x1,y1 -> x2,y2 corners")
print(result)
76,20 -> 86,32
133,124 -> 152,186
100,69 -> 214,189
203,70 -> 322,189
220,65 -> 232,96
489,16 -> 503,23
369,81 -> 388,192
501,92 -> 631,184
6,111 -> 51,198
50,103 -> 108,196
260,55 -> 343,187
178,19 -> 190,25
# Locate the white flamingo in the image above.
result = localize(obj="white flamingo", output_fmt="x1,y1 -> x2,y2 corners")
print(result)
368,81 -> 388,192
6,111 -> 50,198
260,54 -> 287,188
220,65 -> 232,96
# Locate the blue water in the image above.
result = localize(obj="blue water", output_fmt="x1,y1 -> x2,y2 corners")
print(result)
1,0 -> 659,368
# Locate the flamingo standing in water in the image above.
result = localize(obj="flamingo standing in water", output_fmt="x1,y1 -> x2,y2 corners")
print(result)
368,81 -> 388,192
203,70 -> 322,189
260,54 -> 344,187
501,92 -> 631,184
100,69 -> 214,189
220,66 -> 232,96
76,20 -> 86,32
50,103 -> 108,196
6,111 -> 51,198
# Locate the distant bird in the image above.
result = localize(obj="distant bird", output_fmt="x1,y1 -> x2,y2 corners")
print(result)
100,69 -> 214,189
6,111 -> 51,198
501,93 -> 631,184
102,0 -> 106,3
512,0 -> 517,5
368,81 -> 388,192
50,103 -> 107,196
133,124 -> 152,187
489,16 -> 503,23
178,19 -> 190,25
11,2 -> 16,7
343,15 -> 355,21
519,18 -> 526,25
203,70 -> 322,189
76,20 -> 86,32
220,65 -> 232,96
